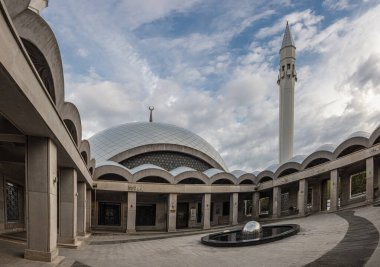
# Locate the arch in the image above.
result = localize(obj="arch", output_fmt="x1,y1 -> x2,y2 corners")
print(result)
210,173 -> 236,185
177,178 -> 206,184
333,137 -> 369,159
256,170 -> 275,184
174,170 -> 209,185
61,102 -> 82,146
212,178 -> 234,185
274,162 -> 301,179
301,151 -> 333,169
64,120 -> 78,146
79,140 -> 91,166
94,164 -> 132,181
89,158 -> 96,176
237,173 -> 256,185
80,151 -> 88,166
98,173 -> 127,182
133,167 -> 174,184
137,176 -> 170,184
13,9 -> 64,109
370,124 -> 380,146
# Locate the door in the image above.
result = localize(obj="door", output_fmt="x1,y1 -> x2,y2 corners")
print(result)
176,203 -> 189,228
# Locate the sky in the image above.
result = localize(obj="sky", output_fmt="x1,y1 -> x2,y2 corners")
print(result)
42,0 -> 380,172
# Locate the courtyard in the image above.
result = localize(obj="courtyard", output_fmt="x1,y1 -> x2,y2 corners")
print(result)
0,205 -> 379,267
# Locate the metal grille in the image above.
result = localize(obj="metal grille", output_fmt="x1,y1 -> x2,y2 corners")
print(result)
6,182 -> 21,222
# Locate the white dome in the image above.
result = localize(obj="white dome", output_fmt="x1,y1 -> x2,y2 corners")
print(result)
89,122 -> 228,171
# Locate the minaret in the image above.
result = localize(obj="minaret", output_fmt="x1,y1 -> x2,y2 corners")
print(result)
278,22 -> 297,164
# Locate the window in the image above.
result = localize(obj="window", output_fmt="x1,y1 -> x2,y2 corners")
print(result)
136,204 -> 156,226
282,65 -> 285,71
98,202 -> 121,226
259,197 -> 269,215
222,201 -> 230,216
244,200 -> 252,216
350,171 -> 366,198
197,202 -> 202,223
6,182 -> 23,223
287,63 -> 290,69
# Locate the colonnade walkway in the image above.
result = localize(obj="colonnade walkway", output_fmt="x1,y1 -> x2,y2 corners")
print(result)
1,205 -> 380,267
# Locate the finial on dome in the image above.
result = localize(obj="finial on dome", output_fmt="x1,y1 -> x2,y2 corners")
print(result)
149,106 -> 154,122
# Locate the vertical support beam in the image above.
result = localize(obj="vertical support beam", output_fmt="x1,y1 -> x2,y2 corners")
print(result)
202,193 -> 211,230
252,192 -> 260,220
126,192 -> 136,233
58,168 -> 77,245
366,157 -> 374,203
25,137 -> 58,262
0,173 -> 4,232
86,189 -> 92,233
77,182 -> 86,236
330,169 -> 339,212
167,193 -> 177,232
229,193 -> 238,225
272,186 -> 281,218
297,179 -> 308,216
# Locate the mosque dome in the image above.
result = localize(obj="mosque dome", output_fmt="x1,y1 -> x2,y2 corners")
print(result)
88,122 -> 228,171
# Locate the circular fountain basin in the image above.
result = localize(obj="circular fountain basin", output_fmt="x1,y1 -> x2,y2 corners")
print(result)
201,223 -> 300,247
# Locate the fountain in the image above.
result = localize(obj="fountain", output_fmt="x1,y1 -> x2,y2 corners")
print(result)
201,221 -> 299,247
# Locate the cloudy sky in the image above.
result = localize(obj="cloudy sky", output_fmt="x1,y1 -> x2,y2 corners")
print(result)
43,0 -> 380,172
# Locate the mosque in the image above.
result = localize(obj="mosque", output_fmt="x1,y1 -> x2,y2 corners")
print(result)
0,0 -> 380,263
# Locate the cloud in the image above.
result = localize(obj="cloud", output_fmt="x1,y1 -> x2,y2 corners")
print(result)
44,1 -> 380,171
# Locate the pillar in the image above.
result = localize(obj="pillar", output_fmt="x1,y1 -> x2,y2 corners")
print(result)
202,193 -> 211,230
366,157 -> 374,203
77,182 -> 86,236
0,174 -> 4,232
25,137 -> 58,262
126,192 -> 136,233
330,169 -> 339,212
86,189 -> 92,233
252,192 -> 260,220
229,193 -> 238,225
58,168 -> 77,245
297,179 -> 308,216
167,193 -> 177,232
272,186 -> 281,218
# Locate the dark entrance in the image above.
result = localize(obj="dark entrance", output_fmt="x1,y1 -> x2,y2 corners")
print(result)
98,202 -> 121,226
321,179 -> 330,211
176,203 -> 189,228
136,204 -> 156,226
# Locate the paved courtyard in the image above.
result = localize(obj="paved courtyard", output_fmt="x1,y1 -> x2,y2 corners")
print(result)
1,205 -> 380,267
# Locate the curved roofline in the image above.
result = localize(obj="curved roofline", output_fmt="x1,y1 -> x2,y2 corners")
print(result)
89,122 -> 228,171
110,143 -> 226,171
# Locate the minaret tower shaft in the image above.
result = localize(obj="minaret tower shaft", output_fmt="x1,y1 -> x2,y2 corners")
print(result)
278,22 -> 297,164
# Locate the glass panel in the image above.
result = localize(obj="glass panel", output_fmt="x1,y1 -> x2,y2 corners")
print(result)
6,182 -> 22,222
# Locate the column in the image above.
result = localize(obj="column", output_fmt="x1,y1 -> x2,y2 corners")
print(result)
229,193 -> 238,225
202,193 -> 211,230
58,168 -> 77,245
167,193 -> 177,232
297,179 -> 308,216
252,192 -> 260,220
272,186 -> 281,218
86,189 -> 92,233
25,137 -> 58,262
77,182 -> 86,236
366,157 -> 374,203
126,192 -> 136,233
0,174 -> 4,232
330,169 -> 339,212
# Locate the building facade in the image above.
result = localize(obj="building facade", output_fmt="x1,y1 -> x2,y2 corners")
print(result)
0,0 -> 380,263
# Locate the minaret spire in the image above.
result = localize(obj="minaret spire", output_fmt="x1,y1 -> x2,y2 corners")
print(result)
278,22 -> 297,164
149,106 -> 154,122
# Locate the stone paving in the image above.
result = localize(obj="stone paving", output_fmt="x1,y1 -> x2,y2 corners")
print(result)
1,206 -> 380,267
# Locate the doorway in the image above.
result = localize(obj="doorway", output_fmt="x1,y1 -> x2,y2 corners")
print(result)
176,203 -> 189,228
